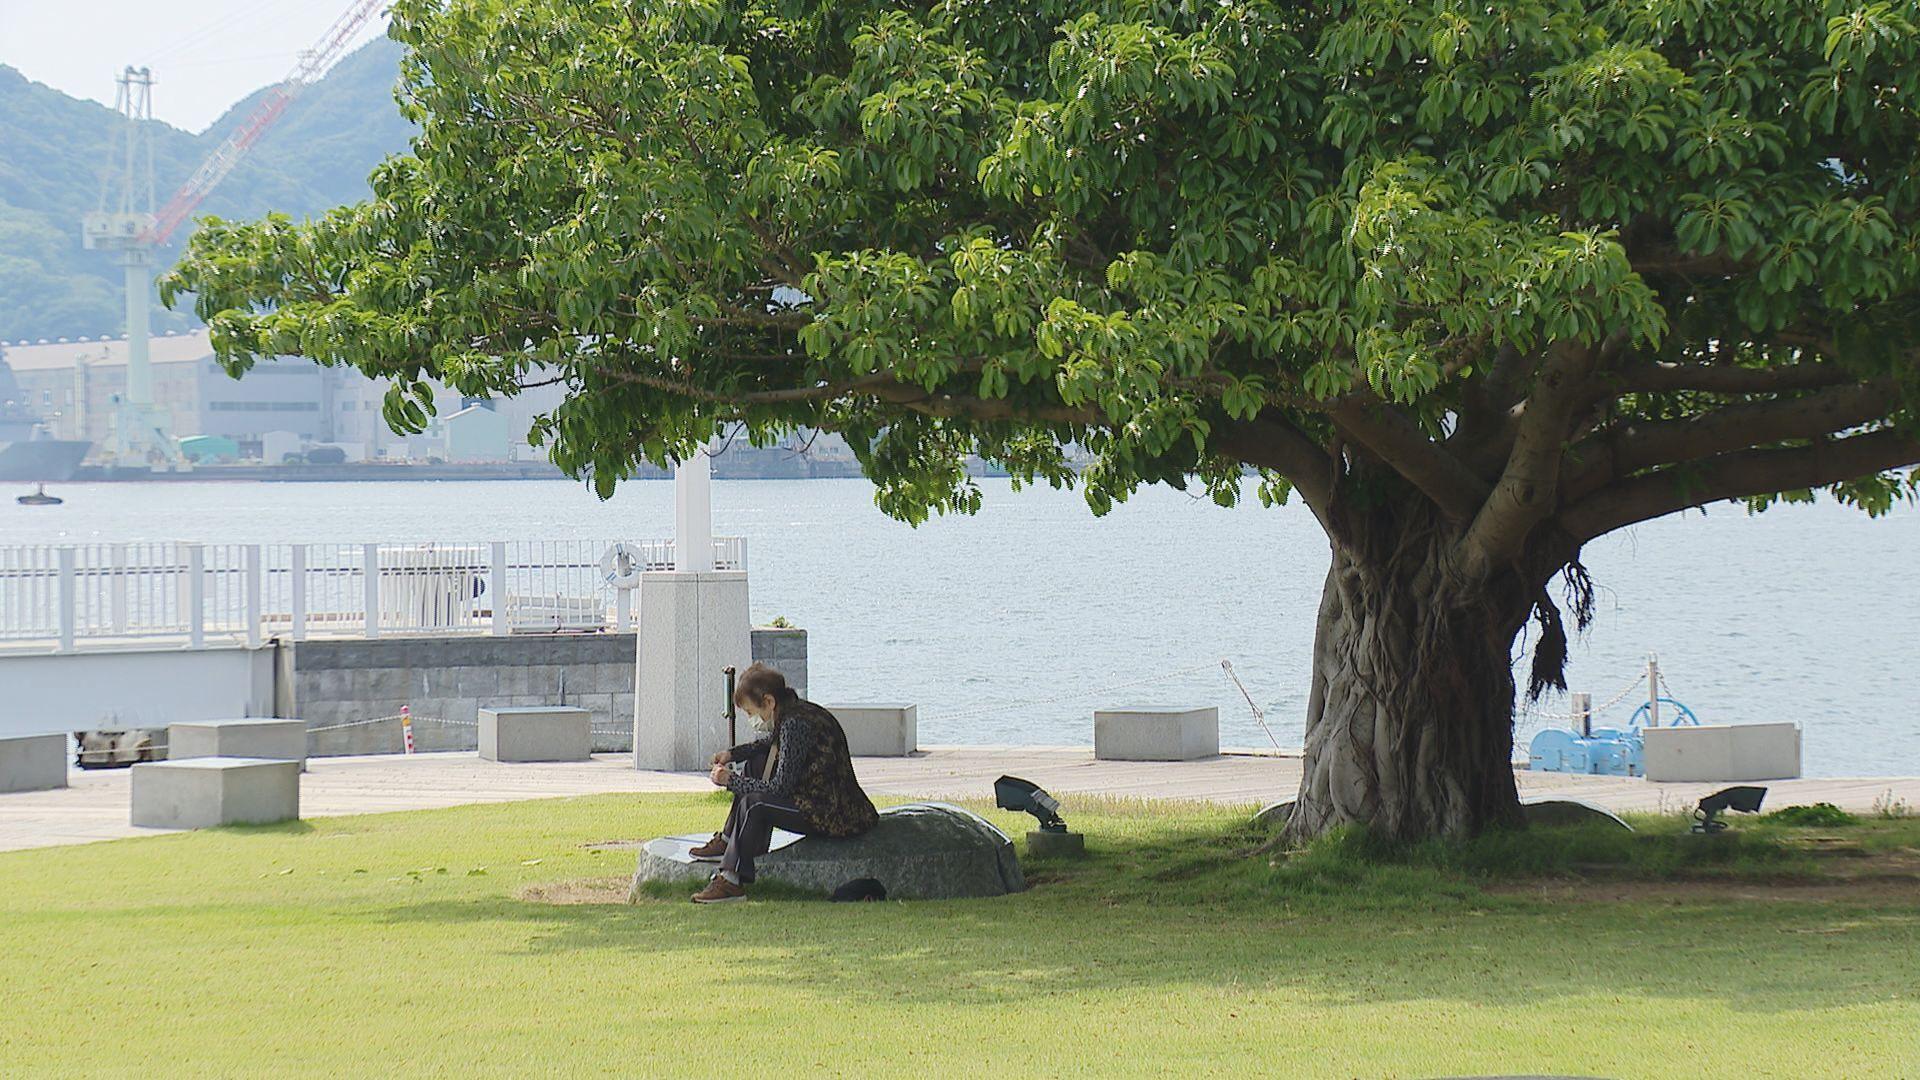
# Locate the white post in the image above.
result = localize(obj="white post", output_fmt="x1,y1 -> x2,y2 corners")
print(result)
363,543 -> 381,638
1646,653 -> 1661,728
289,545 -> 307,641
673,451 -> 714,572
1571,692 -> 1592,737
614,587 -> 631,632
110,543 -> 128,633
185,544 -> 205,648
637,446 -> 749,771
243,545 -> 263,648
56,547 -> 77,653
490,541 -> 508,636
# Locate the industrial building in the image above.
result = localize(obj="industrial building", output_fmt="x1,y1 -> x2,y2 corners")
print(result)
1,329 -> 562,463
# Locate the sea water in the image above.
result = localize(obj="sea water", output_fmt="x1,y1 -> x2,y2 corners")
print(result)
4,478 -> 1916,777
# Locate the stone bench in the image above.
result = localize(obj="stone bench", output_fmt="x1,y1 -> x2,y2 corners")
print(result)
630,802 -> 1025,900
170,718 -> 307,769
1643,722 -> 1802,782
1094,706 -> 1219,761
479,706 -> 591,762
0,733 -> 68,794
130,757 -> 300,829
828,704 -> 917,757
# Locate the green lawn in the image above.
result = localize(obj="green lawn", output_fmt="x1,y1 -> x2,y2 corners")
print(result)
1,793 -> 1915,1078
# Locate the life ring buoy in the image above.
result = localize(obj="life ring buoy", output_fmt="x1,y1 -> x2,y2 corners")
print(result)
599,542 -> 646,589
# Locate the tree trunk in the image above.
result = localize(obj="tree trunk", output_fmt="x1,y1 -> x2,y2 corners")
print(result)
1284,499 -> 1541,841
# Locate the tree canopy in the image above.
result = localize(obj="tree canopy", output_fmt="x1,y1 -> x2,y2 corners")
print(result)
169,0 -> 1920,531
167,0 -> 1920,836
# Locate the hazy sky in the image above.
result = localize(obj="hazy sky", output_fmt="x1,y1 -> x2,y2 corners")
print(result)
0,0 -> 391,133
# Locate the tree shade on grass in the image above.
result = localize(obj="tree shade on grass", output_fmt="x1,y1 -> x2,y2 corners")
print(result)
164,2 -> 1920,838
1,794 -> 1918,1077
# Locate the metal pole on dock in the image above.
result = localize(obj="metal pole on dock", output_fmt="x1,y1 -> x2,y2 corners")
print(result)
1646,653 -> 1661,728
1573,692 -> 1592,737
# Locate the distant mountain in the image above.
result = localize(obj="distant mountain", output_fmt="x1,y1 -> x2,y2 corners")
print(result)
0,37 -> 416,343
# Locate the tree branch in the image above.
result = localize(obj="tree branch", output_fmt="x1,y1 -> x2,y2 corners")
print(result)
1561,428 -> 1920,540
1613,361 -> 1849,395
1326,396 -> 1488,520
867,381 -> 1094,426
1462,339 -> 1608,566
1213,409 -> 1336,514
1563,379 -> 1899,501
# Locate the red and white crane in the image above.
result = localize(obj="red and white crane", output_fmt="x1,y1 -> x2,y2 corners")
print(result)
82,0 -> 386,464
145,0 -> 387,245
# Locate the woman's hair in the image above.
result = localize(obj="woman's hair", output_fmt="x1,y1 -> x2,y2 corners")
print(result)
732,662 -> 796,710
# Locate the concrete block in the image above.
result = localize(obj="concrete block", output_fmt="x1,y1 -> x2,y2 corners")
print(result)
530,665 -> 567,697
1643,722 -> 1801,782
365,666 -> 409,700
169,718 -> 307,768
751,627 -> 808,660
829,705 -> 917,757
594,663 -> 633,694
751,628 -> 808,697
131,757 -> 300,829
0,733 -> 68,794
480,706 -> 592,763
494,665 -> 533,698
587,691 -> 617,720
311,668 -> 353,702
451,666 -> 501,698
1094,706 -> 1219,761
1026,829 -> 1086,858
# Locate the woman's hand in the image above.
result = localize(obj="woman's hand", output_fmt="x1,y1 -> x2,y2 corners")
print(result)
710,749 -> 733,767
708,764 -> 731,787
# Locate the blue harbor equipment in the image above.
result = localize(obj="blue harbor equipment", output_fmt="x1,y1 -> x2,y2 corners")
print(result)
1527,656 -> 1698,777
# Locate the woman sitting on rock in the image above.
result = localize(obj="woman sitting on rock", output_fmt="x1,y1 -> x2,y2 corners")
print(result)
689,663 -> 879,903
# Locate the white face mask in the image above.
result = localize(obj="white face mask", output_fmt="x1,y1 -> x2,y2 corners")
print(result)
747,711 -> 774,734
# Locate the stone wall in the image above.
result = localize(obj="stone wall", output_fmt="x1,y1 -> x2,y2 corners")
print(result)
285,627 -> 805,757
284,635 -> 636,756
751,627 -> 808,698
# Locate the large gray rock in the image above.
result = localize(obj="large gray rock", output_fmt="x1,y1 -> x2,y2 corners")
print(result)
1521,797 -> 1632,831
629,802 -> 1026,901
1252,800 -> 1294,828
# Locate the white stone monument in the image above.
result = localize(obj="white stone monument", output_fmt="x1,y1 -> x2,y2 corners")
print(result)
633,450 -> 752,771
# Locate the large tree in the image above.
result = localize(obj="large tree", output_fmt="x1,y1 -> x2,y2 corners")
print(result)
166,0 -> 1920,838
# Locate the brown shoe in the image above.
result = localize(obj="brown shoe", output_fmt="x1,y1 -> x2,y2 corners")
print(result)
688,833 -> 727,861
691,875 -> 746,904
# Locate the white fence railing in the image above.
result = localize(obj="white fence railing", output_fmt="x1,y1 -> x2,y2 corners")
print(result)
0,537 -> 745,651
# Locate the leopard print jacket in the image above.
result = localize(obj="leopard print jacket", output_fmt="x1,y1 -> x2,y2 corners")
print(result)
726,696 -> 879,837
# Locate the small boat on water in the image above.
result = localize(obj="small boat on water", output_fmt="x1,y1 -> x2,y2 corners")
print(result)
17,483 -> 62,506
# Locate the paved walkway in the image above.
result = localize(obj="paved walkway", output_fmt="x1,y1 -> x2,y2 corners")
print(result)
3,746 -> 1917,853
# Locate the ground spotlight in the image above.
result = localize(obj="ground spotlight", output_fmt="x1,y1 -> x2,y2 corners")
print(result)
1693,785 -> 1767,833
995,775 -> 1084,858
994,775 -> 1066,831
